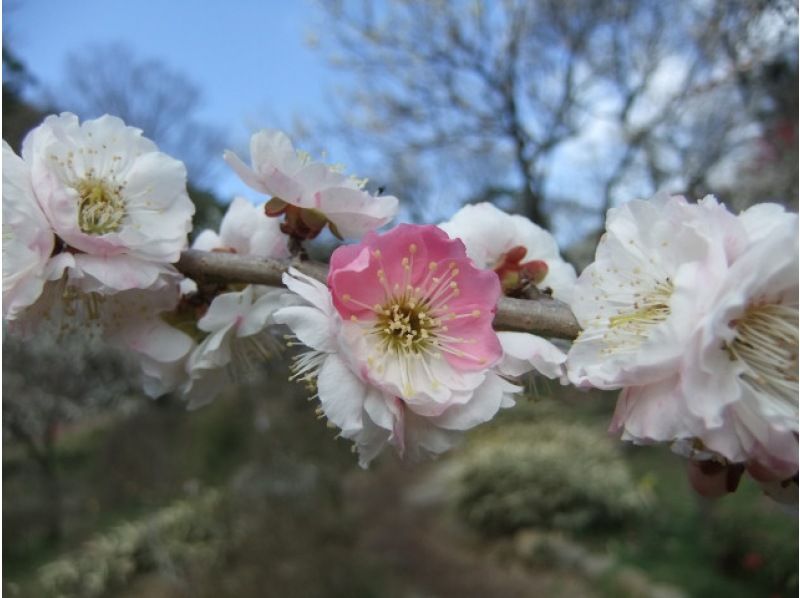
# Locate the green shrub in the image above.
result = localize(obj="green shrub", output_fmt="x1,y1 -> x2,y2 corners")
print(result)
36,490 -> 222,598
455,419 -> 648,536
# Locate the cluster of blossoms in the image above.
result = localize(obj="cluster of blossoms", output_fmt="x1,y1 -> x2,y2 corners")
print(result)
3,112 -> 797,498
567,195 -> 798,497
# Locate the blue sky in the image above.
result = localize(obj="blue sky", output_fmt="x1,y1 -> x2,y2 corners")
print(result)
4,0 -> 340,200
4,0 -> 722,245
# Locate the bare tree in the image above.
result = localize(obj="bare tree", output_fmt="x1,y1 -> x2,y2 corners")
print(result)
55,43 -> 226,188
313,0 -> 797,237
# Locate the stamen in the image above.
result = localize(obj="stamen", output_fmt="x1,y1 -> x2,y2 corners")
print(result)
597,278 -> 674,355
728,303 -> 798,410
75,177 -> 126,235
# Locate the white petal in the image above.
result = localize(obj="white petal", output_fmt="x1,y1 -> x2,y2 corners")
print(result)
281,268 -> 333,313
317,353 -> 367,436
192,229 -> 222,251
497,331 -> 567,381
401,409 -> 461,461
318,187 -> 399,238
184,368 -> 231,410
354,407 -> 392,468
274,304 -> 335,352
610,375 -> 701,444
198,288 -> 251,333
70,254 -> 172,292
222,149 -> 271,194
238,287 -> 285,337
2,140 -> 54,319
433,373 -> 519,431
218,197 -> 289,259
124,317 -> 195,362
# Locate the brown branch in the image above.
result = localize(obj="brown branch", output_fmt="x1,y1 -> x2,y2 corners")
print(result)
176,250 -> 581,340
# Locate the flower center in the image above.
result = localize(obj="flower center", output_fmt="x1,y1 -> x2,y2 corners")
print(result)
374,298 -> 438,354
75,178 -> 126,235
728,303 -> 798,408
344,245 -> 483,360
339,243 -> 488,396
609,278 -> 673,331
595,278 -> 674,355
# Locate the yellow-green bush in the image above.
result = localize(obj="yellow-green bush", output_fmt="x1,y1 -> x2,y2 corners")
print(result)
455,419 -> 648,536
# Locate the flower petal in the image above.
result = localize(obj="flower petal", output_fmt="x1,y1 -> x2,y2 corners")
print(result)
317,354 -> 368,436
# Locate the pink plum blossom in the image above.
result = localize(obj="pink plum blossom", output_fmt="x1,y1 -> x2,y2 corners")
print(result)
224,129 -> 398,240
275,224 -> 525,466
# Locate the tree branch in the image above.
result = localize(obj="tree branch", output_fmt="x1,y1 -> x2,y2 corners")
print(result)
176,249 -> 581,340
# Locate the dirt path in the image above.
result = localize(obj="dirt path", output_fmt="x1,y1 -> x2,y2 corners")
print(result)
345,461 -> 598,598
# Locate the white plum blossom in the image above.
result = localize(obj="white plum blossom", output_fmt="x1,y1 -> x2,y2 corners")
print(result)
21,112 -> 194,293
191,196 -> 290,260
4,113 -> 194,340
275,224 -> 525,467
439,202 -> 573,382
125,198 -> 290,408
568,195 -> 740,393
567,195 -> 739,443
187,283 -> 287,408
681,206 -> 798,477
568,194 -> 798,481
123,309 -> 195,400
438,202 -> 577,302
224,129 -> 398,240
3,140 -> 55,320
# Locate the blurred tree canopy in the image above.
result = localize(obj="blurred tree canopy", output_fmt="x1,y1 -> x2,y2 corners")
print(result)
2,45 -> 50,151
315,0 -> 798,238
57,43 -> 226,191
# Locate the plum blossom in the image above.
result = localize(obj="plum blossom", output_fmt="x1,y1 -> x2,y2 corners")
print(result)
439,202 -> 572,382
438,202 -> 577,302
681,206 -> 798,478
275,224 -> 524,466
568,195 -> 739,393
224,129 -> 398,240
3,140 -> 55,320
3,114 -> 194,340
125,198 -> 289,407
567,194 -> 736,442
568,194 -> 798,483
191,196 -> 290,260
21,112 -> 194,293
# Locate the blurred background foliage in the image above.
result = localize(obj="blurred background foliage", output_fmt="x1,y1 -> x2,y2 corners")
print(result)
3,1 -> 798,596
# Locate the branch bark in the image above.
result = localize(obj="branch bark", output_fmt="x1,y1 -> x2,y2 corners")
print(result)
176,249 -> 581,340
